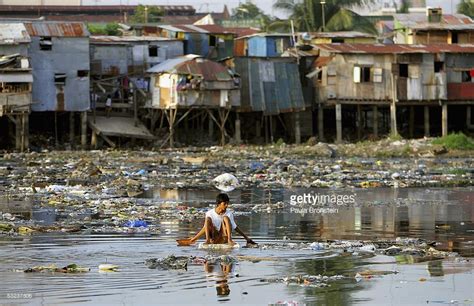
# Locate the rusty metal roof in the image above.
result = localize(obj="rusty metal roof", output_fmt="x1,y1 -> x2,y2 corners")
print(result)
306,31 -> 376,38
90,35 -> 179,44
395,13 -> 474,30
158,24 -> 235,35
23,21 -> 89,37
0,5 -> 195,14
0,22 -> 30,44
147,55 -> 232,81
314,43 -> 474,54
223,27 -> 260,38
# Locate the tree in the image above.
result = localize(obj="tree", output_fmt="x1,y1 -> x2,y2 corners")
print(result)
397,0 -> 411,13
232,2 -> 266,19
131,5 -> 164,23
457,0 -> 474,18
326,9 -> 377,35
272,0 -> 376,33
87,23 -> 121,36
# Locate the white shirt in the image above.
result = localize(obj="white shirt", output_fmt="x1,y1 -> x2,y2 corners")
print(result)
205,208 -> 237,231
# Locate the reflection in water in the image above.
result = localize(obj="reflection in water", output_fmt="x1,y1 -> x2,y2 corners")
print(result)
204,262 -> 234,298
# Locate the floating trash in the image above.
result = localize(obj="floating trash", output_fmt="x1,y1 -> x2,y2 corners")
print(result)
213,173 -> 239,192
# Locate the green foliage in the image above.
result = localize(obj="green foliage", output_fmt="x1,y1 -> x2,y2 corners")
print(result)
326,9 -> 377,35
397,0 -> 410,13
272,0 -> 376,33
457,0 -> 474,18
232,2 -> 266,19
432,132 -> 474,150
87,23 -> 121,36
131,5 -> 164,23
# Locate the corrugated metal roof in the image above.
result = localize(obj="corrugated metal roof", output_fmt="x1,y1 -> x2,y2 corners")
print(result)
0,23 -> 30,44
221,27 -> 260,38
306,31 -> 376,39
158,24 -> 235,35
90,35 -> 179,43
236,33 -> 293,40
147,54 -> 200,73
395,13 -> 474,30
147,54 -> 232,81
314,43 -> 474,54
24,22 -> 89,37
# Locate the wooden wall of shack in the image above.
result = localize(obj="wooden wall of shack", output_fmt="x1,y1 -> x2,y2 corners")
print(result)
149,72 -> 239,109
315,52 -> 460,103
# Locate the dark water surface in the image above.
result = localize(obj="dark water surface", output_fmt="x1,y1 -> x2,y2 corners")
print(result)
0,187 -> 473,305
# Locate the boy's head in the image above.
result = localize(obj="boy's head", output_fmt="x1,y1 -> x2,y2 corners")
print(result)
215,193 -> 230,214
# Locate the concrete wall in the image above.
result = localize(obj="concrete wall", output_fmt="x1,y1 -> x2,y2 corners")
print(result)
0,44 -> 28,57
90,44 -> 130,75
29,36 -> 90,111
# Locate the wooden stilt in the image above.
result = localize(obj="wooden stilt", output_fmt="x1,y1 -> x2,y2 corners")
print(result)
390,73 -> 398,137
208,111 -> 214,139
294,112 -> 301,144
256,119 -> 261,139
373,106 -> 378,138
91,130 -> 97,149
442,103 -> 448,137
16,114 -> 22,152
335,103 -> 342,144
318,105 -> 324,141
69,112 -> 75,147
409,106 -> 414,138
357,104 -> 362,140
81,111 -> 87,149
424,106 -> 430,137
390,102 -> 397,137
184,112 -> 189,143
235,112 -> 241,144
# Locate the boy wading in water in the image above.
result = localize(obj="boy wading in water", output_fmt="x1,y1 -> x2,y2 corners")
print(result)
189,193 -> 256,246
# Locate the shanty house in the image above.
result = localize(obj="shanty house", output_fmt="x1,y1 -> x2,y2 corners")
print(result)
0,22 -> 32,150
90,36 -> 183,76
308,43 -> 474,142
300,31 -> 377,44
156,24 -> 235,60
393,9 -> 474,44
24,21 -> 90,112
147,54 -> 240,147
147,54 -> 239,109
310,44 -> 474,103
234,33 -> 293,57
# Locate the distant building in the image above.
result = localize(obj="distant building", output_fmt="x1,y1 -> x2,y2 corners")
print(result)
393,9 -> 474,44
0,5 -> 196,23
154,24 -> 235,60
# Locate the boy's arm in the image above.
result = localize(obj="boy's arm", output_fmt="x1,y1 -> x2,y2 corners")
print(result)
235,226 -> 257,244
